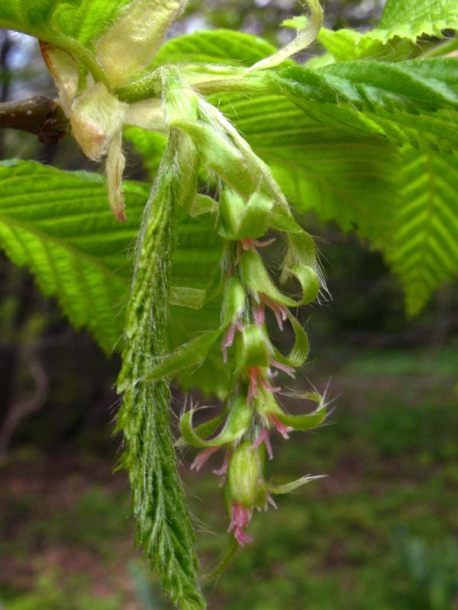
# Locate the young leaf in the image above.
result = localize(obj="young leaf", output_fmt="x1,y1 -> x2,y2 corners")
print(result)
0,0 -> 132,46
151,29 -> 277,68
117,131 -> 205,610
317,28 -> 415,63
377,0 -> 458,43
96,0 -> 188,87
318,0 -> 458,62
0,160 -> 223,359
272,59 -> 458,153
0,160 -> 144,352
387,147 -> 458,315
248,0 -> 323,71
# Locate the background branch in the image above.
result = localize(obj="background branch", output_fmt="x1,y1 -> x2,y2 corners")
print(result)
0,95 -> 67,144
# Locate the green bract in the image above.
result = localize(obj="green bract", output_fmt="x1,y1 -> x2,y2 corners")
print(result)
226,441 -> 268,510
218,190 -> 273,241
221,277 -> 246,327
180,397 -> 252,449
241,249 -> 320,308
235,325 -> 271,372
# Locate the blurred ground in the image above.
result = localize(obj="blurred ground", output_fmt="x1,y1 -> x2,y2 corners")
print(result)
1,343 -> 457,610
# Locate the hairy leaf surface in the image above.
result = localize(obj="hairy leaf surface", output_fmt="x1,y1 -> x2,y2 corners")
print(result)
0,160 -> 221,356
273,59 -> 458,153
317,28 -> 415,63
0,0 -> 132,46
153,28 -> 277,68
0,160 -> 142,351
319,0 -> 458,61
117,133 -> 205,610
378,0 -> 458,42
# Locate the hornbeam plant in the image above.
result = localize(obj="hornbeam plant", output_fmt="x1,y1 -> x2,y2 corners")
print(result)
0,0 -> 458,607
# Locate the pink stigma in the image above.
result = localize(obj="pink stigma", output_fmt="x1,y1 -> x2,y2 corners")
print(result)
269,414 -> 293,440
251,428 -> 273,460
222,324 -> 236,363
248,367 -> 281,403
213,449 -> 232,476
270,359 -> 296,378
254,303 -> 265,326
259,293 -> 288,330
190,446 -> 220,471
228,503 -> 254,546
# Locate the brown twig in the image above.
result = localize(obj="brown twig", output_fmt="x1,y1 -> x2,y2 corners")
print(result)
0,96 -> 68,144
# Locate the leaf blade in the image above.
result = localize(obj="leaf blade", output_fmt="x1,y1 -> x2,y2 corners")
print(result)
0,0 -> 133,45
0,160 -> 144,351
271,59 -> 458,153
378,0 -> 458,42
387,147 -> 458,314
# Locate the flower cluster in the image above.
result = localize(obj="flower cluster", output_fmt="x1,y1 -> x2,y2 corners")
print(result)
180,250 -> 327,545
176,100 -> 329,546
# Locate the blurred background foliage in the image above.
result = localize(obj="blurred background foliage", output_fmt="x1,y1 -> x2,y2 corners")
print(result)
0,1 -> 458,609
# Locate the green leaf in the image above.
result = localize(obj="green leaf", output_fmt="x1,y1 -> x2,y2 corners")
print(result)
129,30 -> 400,249
124,127 -> 166,177
266,132 -> 400,247
318,0 -> 458,62
168,209 -> 223,391
166,29 -> 458,314
0,0 -> 132,46
387,147 -> 458,315
272,59 -> 458,153
152,29 -> 277,68
0,160 -> 223,359
0,160 -> 144,352
317,27 -> 415,63
117,132 -> 205,610
155,32 -> 443,252
378,0 -> 458,42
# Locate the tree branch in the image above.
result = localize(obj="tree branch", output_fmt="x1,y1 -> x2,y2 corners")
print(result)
0,96 -> 68,144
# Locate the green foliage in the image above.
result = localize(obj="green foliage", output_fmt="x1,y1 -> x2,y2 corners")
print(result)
0,0 -> 131,45
388,149 -> 458,315
152,29 -> 277,68
0,1 -> 457,608
319,0 -> 458,60
116,132 -> 205,610
273,59 -> 458,152
394,533 -> 458,609
0,160 -> 223,355
0,160 -> 141,352
378,0 -> 458,41
3,572 -> 123,610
